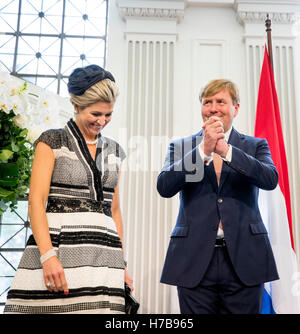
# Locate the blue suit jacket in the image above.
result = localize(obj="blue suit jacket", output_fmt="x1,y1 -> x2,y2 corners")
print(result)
157,128 -> 279,287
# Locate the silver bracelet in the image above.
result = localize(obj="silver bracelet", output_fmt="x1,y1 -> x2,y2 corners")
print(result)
40,249 -> 57,264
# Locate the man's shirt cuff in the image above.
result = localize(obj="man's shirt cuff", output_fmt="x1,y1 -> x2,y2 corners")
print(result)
198,144 -> 213,165
198,144 -> 232,165
221,144 -> 232,163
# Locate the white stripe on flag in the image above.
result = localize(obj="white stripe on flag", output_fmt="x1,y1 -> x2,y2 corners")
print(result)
259,185 -> 300,313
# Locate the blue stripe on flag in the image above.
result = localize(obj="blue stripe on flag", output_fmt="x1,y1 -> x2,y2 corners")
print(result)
261,288 -> 276,314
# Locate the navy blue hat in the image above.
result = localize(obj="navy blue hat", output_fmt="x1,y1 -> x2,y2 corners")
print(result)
67,64 -> 115,96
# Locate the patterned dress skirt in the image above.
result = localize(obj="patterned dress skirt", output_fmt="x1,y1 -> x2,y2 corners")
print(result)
4,208 -> 125,314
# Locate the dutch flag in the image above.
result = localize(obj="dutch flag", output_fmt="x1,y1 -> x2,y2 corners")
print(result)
255,46 -> 300,313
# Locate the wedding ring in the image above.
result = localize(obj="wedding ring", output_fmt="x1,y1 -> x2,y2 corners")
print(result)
47,282 -> 52,288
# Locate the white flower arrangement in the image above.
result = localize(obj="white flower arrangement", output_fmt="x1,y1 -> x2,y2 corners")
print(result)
0,71 -> 61,213
0,71 -> 60,143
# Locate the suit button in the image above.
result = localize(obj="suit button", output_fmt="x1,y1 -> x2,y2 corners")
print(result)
217,198 -> 223,204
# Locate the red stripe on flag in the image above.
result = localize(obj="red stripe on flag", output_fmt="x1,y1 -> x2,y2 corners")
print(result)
254,45 -> 294,250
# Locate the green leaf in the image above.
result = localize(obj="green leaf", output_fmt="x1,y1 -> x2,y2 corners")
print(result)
11,141 -> 20,152
0,200 -> 8,212
0,177 -> 18,186
0,186 -> 14,198
18,185 -> 28,192
20,129 -> 28,137
0,163 -> 19,177
0,149 -> 14,161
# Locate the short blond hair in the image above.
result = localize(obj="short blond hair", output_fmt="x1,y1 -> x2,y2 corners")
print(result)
199,79 -> 240,106
70,78 -> 119,109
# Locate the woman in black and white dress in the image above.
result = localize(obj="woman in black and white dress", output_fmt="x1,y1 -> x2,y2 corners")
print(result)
4,65 -> 133,314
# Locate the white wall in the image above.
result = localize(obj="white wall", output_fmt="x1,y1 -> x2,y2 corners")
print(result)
174,5 -> 248,136
106,0 -> 300,313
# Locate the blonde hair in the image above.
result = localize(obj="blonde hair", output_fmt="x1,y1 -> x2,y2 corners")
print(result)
70,78 -> 119,109
199,79 -> 240,106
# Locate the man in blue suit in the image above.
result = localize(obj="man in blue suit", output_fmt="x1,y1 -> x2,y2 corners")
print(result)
157,79 -> 279,314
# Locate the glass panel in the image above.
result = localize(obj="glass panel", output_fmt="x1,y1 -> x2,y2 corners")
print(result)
63,0 -> 107,36
40,56 -> 59,74
16,36 -> 59,75
0,201 -> 29,248
0,13 -> 18,32
0,35 -> 16,54
19,75 -> 37,85
36,77 -> 58,94
0,277 -> 12,303
17,35 -> 38,55
0,253 -> 19,276
0,226 -> 30,249
40,16 -> 61,35
41,38 -> 60,57
88,57 -> 105,68
1,209 -> 27,226
0,0 -> 107,98
13,200 -> 29,218
42,57 -> 59,75
63,37 -> 104,58
65,0 -> 85,17
21,0 -> 40,15
6,251 -> 24,270
0,225 -> 24,247
20,14 -> 41,33
82,38 -> 105,58
0,0 -> 19,14
59,78 -> 70,97
61,55 -> 85,75
0,55 -> 14,72
98,0 -> 107,19
64,17 -> 105,37
63,37 -> 83,56
85,17 -> 106,36
61,56 -> 103,78
36,57 -> 57,75
86,0 -> 107,19
43,0 -> 63,16
16,55 -> 37,73
64,16 -> 83,35
23,35 -> 59,56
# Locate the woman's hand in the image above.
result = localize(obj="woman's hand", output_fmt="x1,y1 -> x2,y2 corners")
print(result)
42,256 -> 69,295
125,268 -> 133,292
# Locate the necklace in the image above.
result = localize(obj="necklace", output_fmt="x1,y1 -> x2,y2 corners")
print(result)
85,138 -> 98,145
